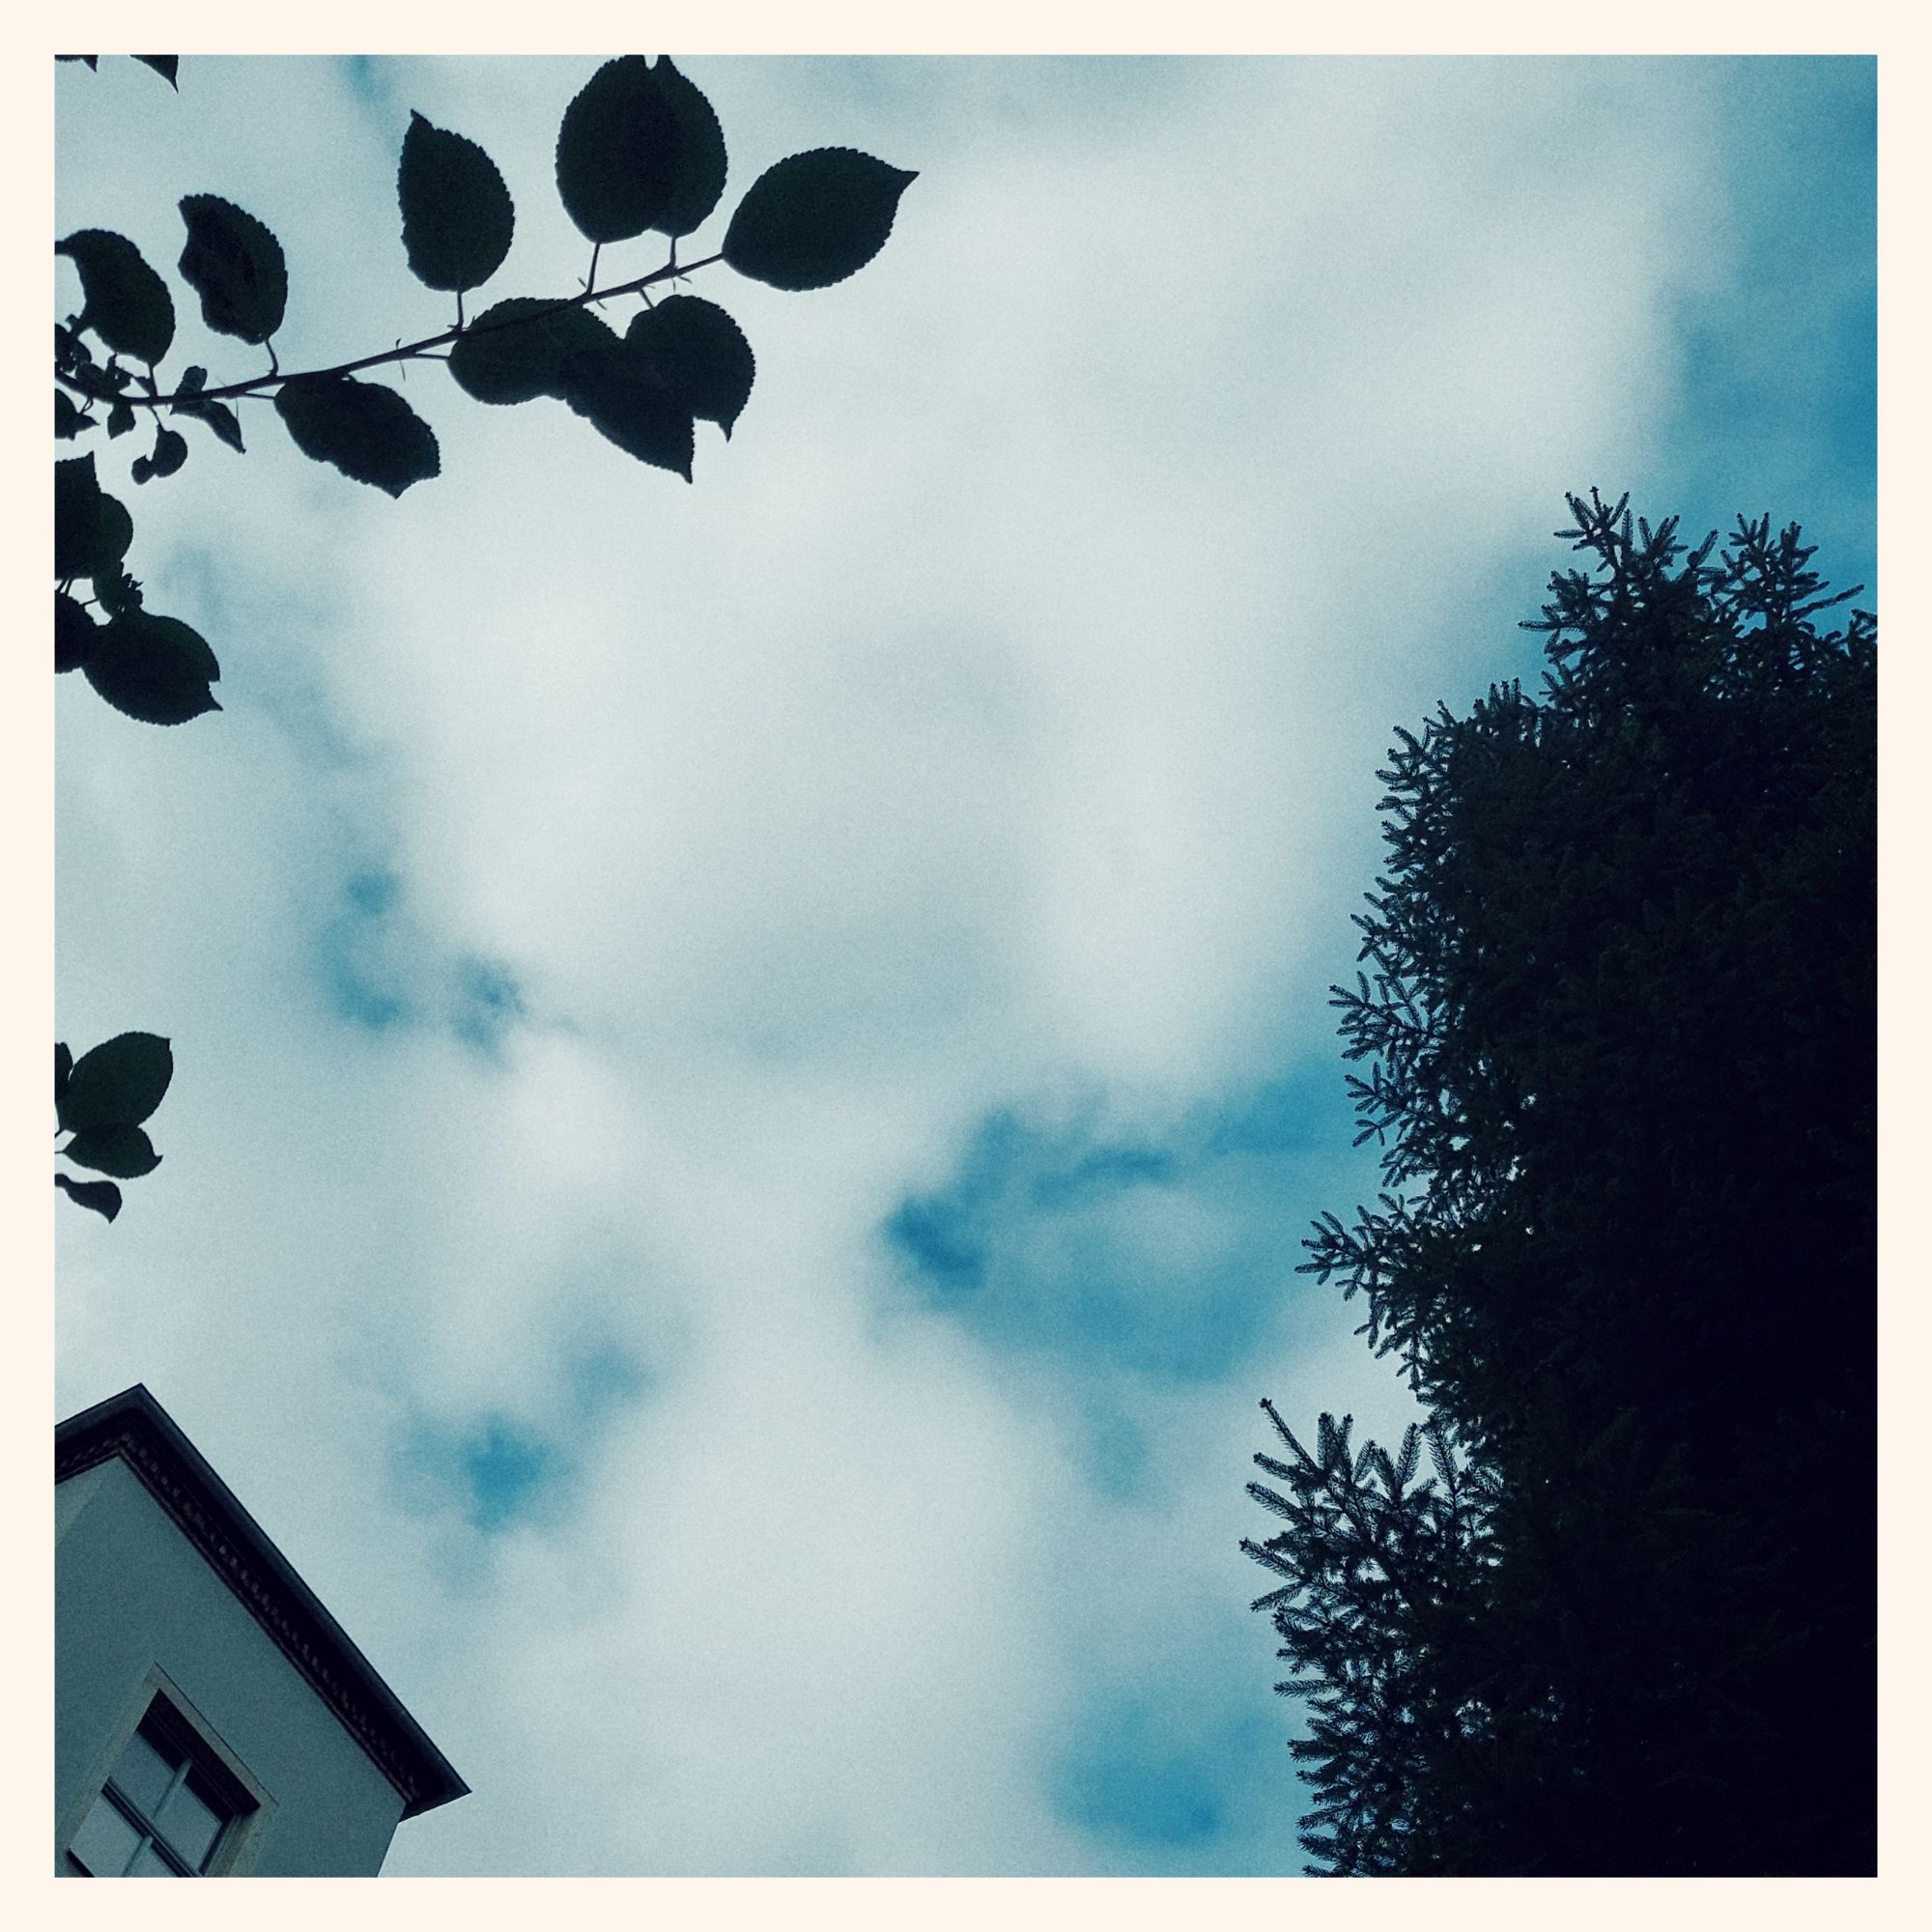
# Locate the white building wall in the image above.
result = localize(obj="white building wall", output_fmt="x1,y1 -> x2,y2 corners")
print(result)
56,1457 -> 408,1876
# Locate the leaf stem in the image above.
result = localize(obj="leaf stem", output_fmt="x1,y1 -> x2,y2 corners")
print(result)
118,255 -> 727,412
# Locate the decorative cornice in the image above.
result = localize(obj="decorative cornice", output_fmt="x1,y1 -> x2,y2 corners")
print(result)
57,1385 -> 467,1820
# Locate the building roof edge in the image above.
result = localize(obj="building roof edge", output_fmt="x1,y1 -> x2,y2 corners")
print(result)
56,1383 -> 468,1820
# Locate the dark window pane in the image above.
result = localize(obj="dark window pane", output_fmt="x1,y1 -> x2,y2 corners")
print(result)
111,1728 -> 176,1814
70,1795 -> 140,1877
157,1776 -> 224,1868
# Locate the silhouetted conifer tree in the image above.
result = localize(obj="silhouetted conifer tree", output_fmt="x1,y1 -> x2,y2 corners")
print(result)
1247,492 -> 1875,1874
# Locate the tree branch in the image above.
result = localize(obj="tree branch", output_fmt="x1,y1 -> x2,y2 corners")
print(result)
110,253 -> 726,412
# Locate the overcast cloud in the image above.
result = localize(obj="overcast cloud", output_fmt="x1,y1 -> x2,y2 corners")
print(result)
55,55 -> 1875,1875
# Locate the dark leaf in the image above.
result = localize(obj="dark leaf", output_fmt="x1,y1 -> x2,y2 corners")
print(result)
58,57 -> 99,71
448,296 -> 611,405
275,374 -> 440,497
94,495 -> 133,574
65,1123 -> 162,1179
554,56 -> 680,244
133,56 -> 179,87
56,390 -> 86,440
723,148 -> 917,292
556,327 -> 694,479
626,295 -> 753,437
56,230 -> 176,365
178,193 -> 289,344
84,611 -> 220,724
131,456 -> 153,484
54,455 -> 133,582
56,592 -> 97,672
651,58 -> 727,239
56,1042 -> 73,1099
63,357 -> 131,403
149,426 -> 189,478
59,1032 -> 174,1132
107,400 -> 136,439
398,111 -> 516,293
199,400 -> 244,451
174,390 -> 245,452
56,1173 -> 122,1222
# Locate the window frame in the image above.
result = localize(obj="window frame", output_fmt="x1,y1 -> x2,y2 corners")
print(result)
62,1676 -> 269,1878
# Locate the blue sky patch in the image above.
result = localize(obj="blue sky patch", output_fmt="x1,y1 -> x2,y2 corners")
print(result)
1050,1692 -> 1277,1863
1659,60 -> 1876,600
397,1341 -> 649,1535
315,868 -> 414,1032
452,956 -> 527,1053
882,1066 -> 1376,1387
311,867 -> 528,1050
457,1421 -> 554,1531
397,1409 -> 557,1533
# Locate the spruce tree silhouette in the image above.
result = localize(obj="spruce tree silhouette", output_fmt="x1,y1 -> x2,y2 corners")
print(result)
1246,492 -> 1876,1875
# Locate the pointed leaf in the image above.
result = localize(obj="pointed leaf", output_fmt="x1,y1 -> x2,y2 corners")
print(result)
56,390 -> 87,440
723,148 -> 917,291
58,57 -> 99,71
554,56 -> 679,244
65,1123 -> 162,1179
627,295 -> 753,437
56,1042 -> 73,1101
650,58 -> 727,239
55,455 -> 133,582
59,1032 -> 173,1132
57,230 -> 176,365
398,111 -> 516,293
107,400 -> 135,438
275,374 -> 439,497
56,591 -> 97,673
173,390 -> 244,452
84,611 -> 220,724
556,326 -> 694,479
133,56 -> 179,87
178,194 -> 288,344
449,297 -> 612,405
56,1173 -> 122,1222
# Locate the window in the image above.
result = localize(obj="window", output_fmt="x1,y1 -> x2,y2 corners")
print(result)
66,1701 -> 252,1876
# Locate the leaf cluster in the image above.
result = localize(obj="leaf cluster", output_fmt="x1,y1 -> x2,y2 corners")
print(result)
56,450 -> 218,723
55,1034 -> 174,1221
55,56 -> 918,724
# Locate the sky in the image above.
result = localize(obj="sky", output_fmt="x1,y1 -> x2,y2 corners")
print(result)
53,54 -> 1876,1877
